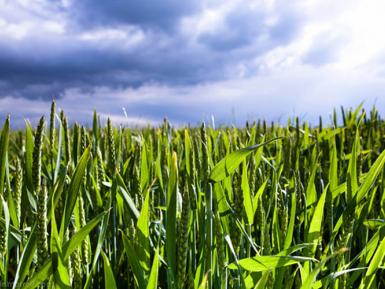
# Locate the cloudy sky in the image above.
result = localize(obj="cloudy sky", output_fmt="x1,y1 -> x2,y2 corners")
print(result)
1,0 -> 385,126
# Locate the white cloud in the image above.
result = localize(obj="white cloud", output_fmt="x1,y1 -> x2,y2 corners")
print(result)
78,26 -> 145,50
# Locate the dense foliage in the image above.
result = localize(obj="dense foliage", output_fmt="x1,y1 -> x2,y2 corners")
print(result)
0,103 -> 384,289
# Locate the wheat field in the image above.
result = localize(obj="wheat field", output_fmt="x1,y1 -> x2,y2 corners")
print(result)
0,102 -> 384,288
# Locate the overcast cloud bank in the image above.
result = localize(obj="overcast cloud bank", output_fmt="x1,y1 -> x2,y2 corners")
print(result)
0,0 -> 385,126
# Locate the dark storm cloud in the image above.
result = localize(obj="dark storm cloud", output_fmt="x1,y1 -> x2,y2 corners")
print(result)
0,34 -> 230,99
0,0 -> 307,101
0,0 -> 326,129
0,0 -> 204,99
1,0 -> 384,128
70,0 -> 200,31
